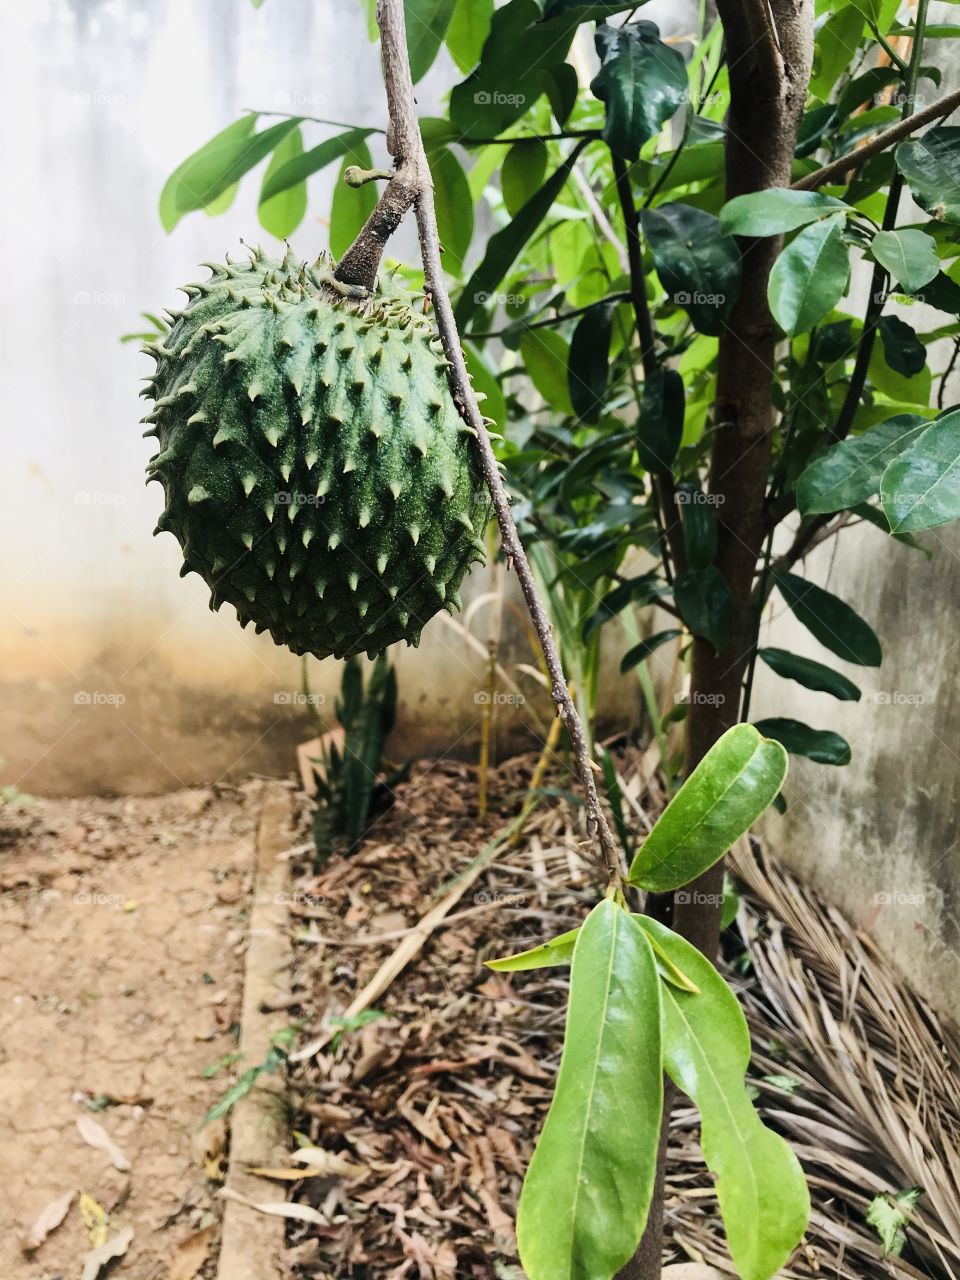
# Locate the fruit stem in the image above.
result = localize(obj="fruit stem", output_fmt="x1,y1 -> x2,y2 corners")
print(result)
344,0 -> 624,892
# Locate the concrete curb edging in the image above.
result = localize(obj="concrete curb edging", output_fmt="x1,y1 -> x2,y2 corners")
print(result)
217,783 -> 294,1280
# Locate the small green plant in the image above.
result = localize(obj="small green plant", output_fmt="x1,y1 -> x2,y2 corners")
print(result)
0,758 -> 35,811
311,655 -> 399,865
202,1025 -> 300,1126
867,1186 -> 924,1259
329,1007 -> 387,1052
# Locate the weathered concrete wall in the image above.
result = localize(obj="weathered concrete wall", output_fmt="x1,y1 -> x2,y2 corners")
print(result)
754,517 -> 960,1023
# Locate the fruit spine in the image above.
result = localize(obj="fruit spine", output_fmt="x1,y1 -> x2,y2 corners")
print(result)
142,247 -> 490,659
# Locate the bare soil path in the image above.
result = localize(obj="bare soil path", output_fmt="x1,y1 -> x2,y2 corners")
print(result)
0,783 -> 269,1280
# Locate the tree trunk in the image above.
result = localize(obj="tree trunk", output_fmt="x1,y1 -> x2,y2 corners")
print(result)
623,2 -> 814,1274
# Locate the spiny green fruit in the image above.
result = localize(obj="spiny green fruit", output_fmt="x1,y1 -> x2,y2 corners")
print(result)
142,247 -> 491,659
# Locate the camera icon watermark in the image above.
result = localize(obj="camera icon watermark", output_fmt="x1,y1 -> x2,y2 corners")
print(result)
73,90 -> 125,108
474,690 -> 526,706
74,691 -> 125,707
275,491 -> 327,508
675,489 -> 725,507
73,290 -> 126,307
473,90 -> 527,107
674,691 -> 725,707
274,691 -> 326,706
474,890 -> 527,906
74,890 -> 126,907
473,290 -> 527,307
871,690 -> 932,706
873,889 -> 925,907
673,290 -> 726,308
674,890 -> 724,906
273,90 -> 327,108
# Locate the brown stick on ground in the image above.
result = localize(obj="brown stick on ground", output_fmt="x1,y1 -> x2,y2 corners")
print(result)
332,0 -> 622,893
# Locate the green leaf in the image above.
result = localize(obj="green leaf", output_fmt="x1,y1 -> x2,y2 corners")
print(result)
642,204 -> 741,336
544,0 -> 637,13
517,901 -> 662,1280
620,630 -> 682,674
866,1188 -> 924,1258
796,414 -> 928,514
486,927 -> 580,971
773,570 -> 882,667
590,21 -> 688,162
809,7 -> 864,99
502,139 -> 548,216
162,116 -> 302,231
463,342 -> 506,433
543,62 -> 580,125
869,228 -> 939,293
881,407 -> 960,532
445,0 -> 493,71
258,125 -> 307,239
159,115 -> 257,232
429,146 -> 473,274
628,725 -> 788,892
456,148 -> 582,329
673,566 -> 734,654
753,718 -> 852,766
896,127 -> 960,223
720,188 -> 849,238
758,648 -> 861,702
634,918 -> 809,1280
260,127 -> 375,203
636,366 -> 684,474
450,0 -> 576,140
568,301 -> 615,423
768,214 -> 850,336
678,485 -> 717,569
406,0 -> 456,82
836,66 -> 901,119
521,329 -> 574,415
877,315 -> 926,378
329,142 -> 378,260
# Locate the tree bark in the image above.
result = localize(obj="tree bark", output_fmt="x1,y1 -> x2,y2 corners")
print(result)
623,2 -> 814,1274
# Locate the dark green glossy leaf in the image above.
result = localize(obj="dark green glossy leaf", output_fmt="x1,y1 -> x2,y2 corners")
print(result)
720,189 -> 849,238
642,204 -> 741,336
260,127 -> 375,202
590,21 -> 688,162
429,147 -> 473,274
758,648 -> 861,701
809,7 -> 864,99
753,718 -> 852,766
628,725 -> 788,892
635,919 -> 810,1280
897,126 -> 960,222
456,148 -> 582,329
258,124 -> 307,239
583,573 -> 666,640
486,928 -> 580,971
560,431 -> 633,510
836,66 -> 901,118
796,414 -> 928,514
870,228 -> 939,293
544,0 -> 637,13
678,484 -> 717,569
881,407 -> 960,532
445,0 -> 493,71
636,367 -> 684,474
911,270 -> 960,314
773,570 -> 882,666
517,901 -> 662,1279
406,0 -> 457,82
768,214 -> 850,336
878,315 -> 926,378
674,565 -> 734,654
502,139 -> 548,216
543,62 -> 580,125
450,0 -> 576,140
620,630 -> 682,673
329,142 -> 378,260
569,301 -> 615,423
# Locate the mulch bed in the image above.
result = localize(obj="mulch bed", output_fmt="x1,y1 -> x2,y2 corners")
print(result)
275,748 -> 960,1280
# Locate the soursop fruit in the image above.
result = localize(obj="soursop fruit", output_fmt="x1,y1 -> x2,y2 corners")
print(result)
142,247 -> 491,659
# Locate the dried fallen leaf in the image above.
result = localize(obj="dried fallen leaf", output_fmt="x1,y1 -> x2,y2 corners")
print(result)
81,1225 -> 134,1280
289,1147 -> 366,1178
21,1190 -> 74,1253
218,1186 -> 327,1224
168,1224 -> 216,1280
79,1192 -> 109,1249
76,1114 -> 130,1172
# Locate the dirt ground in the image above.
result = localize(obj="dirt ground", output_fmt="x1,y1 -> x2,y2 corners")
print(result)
0,783 -> 265,1280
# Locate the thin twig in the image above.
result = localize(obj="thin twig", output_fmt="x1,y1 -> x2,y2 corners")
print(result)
792,82 -> 960,191
335,0 -> 623,891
